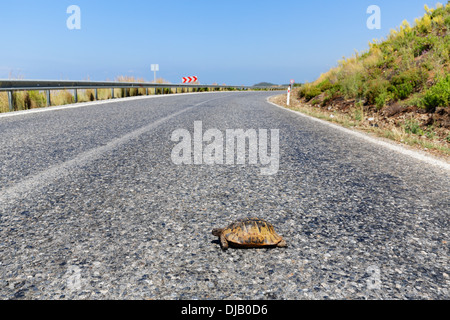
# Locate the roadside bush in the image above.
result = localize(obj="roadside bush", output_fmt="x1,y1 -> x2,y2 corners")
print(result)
404,118 -> 424,135
399,92 -> 425,108
299,84 -> 322,101
422,75 -> 450,111
389,68 -> 427,100
445,15 -> 450,27
324,82 -> 341,99
413,34 -> 438,57
320,90 -> 335,106
364,78 -> 391,106
376,50 -> 396,69
304,87 -> 322,101
375,91 -> 394,109
340,73 -> 364,99
391,82 -> 414,100
317,79 -> 333,92
295,3 -> 449,113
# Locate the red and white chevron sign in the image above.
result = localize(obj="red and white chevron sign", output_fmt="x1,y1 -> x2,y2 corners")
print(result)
182,76 -> 198,83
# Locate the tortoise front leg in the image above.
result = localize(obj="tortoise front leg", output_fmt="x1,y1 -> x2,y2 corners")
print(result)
277,239 -> 288,248
220,234 -> 229,250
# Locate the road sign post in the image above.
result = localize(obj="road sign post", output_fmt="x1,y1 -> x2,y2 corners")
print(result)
151,64 -> 159,83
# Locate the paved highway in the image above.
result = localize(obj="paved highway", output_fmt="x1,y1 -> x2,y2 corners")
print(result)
0,91 -> 448,299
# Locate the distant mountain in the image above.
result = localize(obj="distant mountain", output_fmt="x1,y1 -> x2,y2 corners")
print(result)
253,82 -> 277,87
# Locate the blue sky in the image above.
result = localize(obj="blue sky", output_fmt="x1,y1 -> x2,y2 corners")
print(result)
0,0 -> 441,85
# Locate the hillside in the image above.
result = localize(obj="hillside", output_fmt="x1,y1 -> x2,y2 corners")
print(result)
253,82 -> 277,87
290,2 -> 450,155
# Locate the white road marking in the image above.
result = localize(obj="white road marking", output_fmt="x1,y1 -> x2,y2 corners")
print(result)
0,96 -> 225,205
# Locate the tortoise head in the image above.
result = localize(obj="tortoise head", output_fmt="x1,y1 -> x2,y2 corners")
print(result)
212,228 -> 223,236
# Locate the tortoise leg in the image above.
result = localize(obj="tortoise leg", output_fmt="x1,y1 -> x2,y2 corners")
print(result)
277,239 -> 288,248
219,234 -> 229,250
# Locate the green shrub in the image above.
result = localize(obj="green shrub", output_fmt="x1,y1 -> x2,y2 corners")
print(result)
389,68 -> 427,100
310,99 -> 321,105
340,73 -> 364,99
404,118 -> 424,135
320,90 -> 334,106
304,87 -> 321,101
431,6 -> 446,18
413,34 -> 438,57
391,82 -> 414,100
445,15 -> 450,27
400,93 -> 425,108
376,53 -> 395,69
364,78 -> 391,106
375,91 -> 394,109
299,85 -> 322,101
317,79 -> 333,92
299,79 -> 340,102
319,81 -> 341,103
422,75 -> 450,111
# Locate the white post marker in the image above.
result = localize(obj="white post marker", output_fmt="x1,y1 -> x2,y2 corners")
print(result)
287,80 -> 294,106
287,86 -> 291,106
151,64 -> 159,83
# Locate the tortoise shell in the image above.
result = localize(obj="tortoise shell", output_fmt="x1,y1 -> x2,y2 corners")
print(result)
212,217 -> 287,250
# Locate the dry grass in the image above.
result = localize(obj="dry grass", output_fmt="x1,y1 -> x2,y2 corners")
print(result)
0,75 -> 174,113
51,90 -> 74,106
0,92 -> 8,113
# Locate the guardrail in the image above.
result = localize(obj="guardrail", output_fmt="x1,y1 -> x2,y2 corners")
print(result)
0,80 -> 286,112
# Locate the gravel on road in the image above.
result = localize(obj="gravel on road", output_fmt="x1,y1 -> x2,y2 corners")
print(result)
0,92 -> 448,300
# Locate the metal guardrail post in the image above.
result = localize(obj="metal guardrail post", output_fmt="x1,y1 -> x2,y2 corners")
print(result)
46,90 -> 51,107
8,91 -> 14,111
74,89 -> 78,103
95,89 -> 98,101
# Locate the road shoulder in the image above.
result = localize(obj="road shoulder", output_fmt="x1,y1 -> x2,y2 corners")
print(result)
267,94 -> 450,171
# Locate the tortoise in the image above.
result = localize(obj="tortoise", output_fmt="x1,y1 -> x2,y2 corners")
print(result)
212,217 -> 287,250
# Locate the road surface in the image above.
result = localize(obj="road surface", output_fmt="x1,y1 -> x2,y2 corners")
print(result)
0,91 -> 448,300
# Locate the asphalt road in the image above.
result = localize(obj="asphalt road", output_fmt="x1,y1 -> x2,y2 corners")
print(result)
0,91 -> 448,300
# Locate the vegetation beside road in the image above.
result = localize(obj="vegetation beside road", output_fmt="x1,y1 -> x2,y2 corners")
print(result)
275,3 -> 450,159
